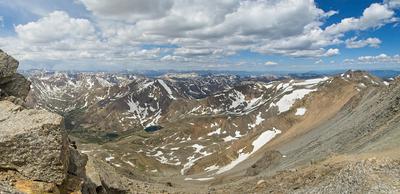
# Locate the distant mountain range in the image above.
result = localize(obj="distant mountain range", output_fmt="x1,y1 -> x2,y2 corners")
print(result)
20,68 -> 400,79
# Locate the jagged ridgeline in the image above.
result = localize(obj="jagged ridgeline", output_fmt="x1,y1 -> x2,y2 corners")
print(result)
2,49 -> 400,193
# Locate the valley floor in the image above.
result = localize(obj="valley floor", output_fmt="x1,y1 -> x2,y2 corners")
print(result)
74,141 -> 400,194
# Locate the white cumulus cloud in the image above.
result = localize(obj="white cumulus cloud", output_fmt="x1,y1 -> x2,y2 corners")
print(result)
344,54 -> 400,64
385,0 -> 400,8
264,61 -> 278,66
79,0 -> 174,22
345,37 -> 381,48
1,0 -> 399,69
15,11 -> 96,43
325,3 -> 397,35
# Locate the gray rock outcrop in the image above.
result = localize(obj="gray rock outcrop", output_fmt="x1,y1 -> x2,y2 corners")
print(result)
0,49 -> 93,193
0,49 -> 18,78
0,100 -> 69,184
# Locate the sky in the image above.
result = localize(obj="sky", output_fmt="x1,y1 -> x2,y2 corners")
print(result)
0,0 -> 399,72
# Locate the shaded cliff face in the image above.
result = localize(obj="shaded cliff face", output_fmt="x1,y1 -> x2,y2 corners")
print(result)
0,50 -> 30,102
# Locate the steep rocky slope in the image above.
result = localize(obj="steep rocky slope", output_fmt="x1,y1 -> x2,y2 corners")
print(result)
210,73 -> 400,193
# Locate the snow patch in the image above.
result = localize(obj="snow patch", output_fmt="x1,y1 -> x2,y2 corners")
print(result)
158,79 -> 176,100
105,156 -> 114,162
96,77 -> 114,87
184,177 -> 215,181
192,144 -> 205,153
295,107 -> 307,116
223,131 -> 242,142
248,112 -> 265,128
216,128 -> 281,174
229,90 -> 246,109
207,128 -> 221,136
205,164 -> 220,172
275,89 -> 316,113
294,77 -> 329,87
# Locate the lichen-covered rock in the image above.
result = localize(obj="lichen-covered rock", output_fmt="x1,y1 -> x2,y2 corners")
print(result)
0,182 -> 23,194
15,180 -> 60,194
0,50 -> 18,79
0,100 -> 69,185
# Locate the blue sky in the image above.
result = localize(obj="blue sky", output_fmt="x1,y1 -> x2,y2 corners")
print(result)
0,0 -> 399,72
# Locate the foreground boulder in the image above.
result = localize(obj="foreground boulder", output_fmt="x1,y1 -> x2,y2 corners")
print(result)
0,100 -> 69,184
0,100 -> 96,194
0,49 -> 94,194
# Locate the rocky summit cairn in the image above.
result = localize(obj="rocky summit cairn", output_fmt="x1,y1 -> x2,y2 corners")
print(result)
0,50 -> 94,194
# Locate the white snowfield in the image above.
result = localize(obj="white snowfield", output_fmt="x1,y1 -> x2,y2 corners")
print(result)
229,90 -> 246,109
276,89 -> 315,113
184,177 -> 215,181
223,131 -> 243,142
204,164 -> 220,172
293,77 -> 329,87
181,151 -> 212,175
105,155 -> 114,162
126,93 -> 162,128
216,128 -> 282,174
223,89 -> 267,115
295,107 -> 307,116
207,128 -> 221,136
274,77 -> 329,114
96,77 -> 114,87
158,79 -> 177,100
248,112 -> 265,129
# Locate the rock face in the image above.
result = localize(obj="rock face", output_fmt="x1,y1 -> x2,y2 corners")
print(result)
0,100 -> 69,184
0,50 -> 93,194
0,182 -> 23,194
0,73 -> 31,99
0,50 -> 30,100
0,49 -> 18,78
0,49 -> 70,185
